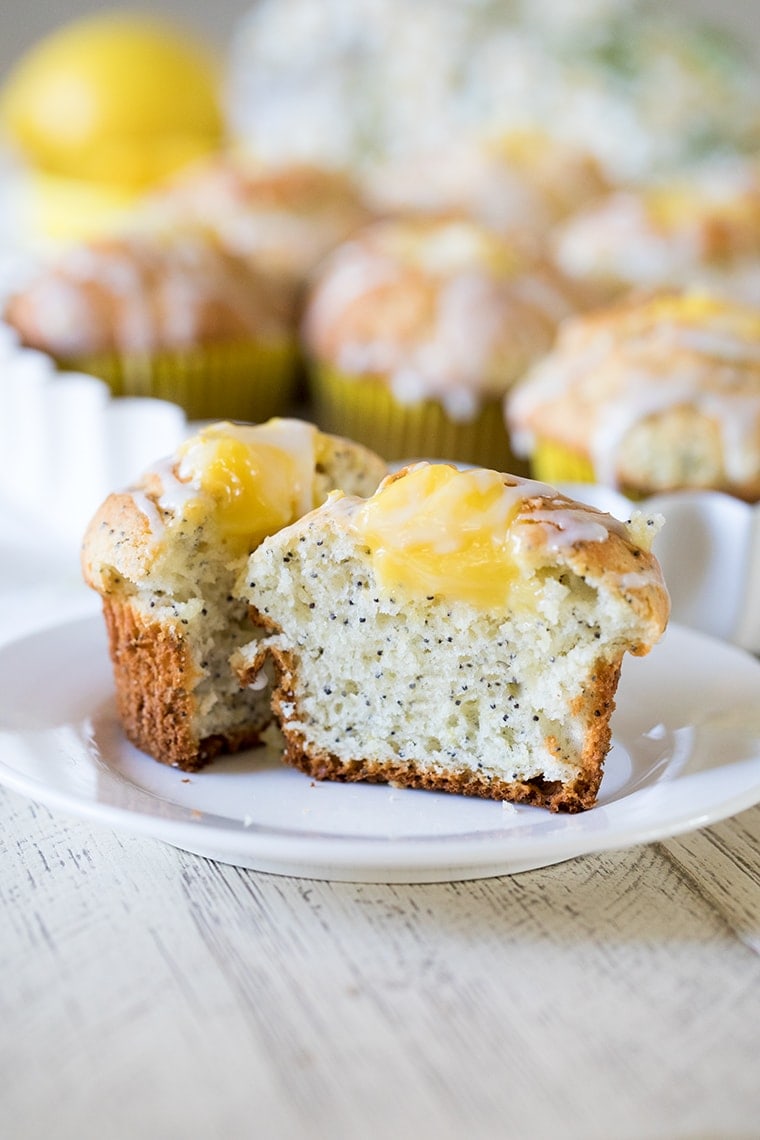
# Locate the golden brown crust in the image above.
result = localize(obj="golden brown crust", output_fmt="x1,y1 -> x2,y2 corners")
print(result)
101,598 -> 265,771
81,488 -> 160,592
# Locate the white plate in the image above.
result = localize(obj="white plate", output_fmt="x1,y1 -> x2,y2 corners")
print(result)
1,614 -> 760,883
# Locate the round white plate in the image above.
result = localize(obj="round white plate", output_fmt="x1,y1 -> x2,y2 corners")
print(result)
1,615 -> 760,882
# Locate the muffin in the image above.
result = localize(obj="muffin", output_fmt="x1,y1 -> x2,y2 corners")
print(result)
81,418 -> 388,771
364,130 -> 610,240
552,161 -> 760,305
3,227 -> 299,421
234,461 -> 669,812
302,215 -> 593,468
227,0 -> 760,184
142,155 -> 373,314
507,290 -> 760,500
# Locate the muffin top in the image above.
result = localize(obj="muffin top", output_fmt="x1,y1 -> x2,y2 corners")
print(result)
82,417 -> 389,589
303,216 -> 592,420
227,0 -> 760,183
141,155 -> 373,288
4,228 -> 293,357
363,131 -> 610,238
344,461 -> 668,635
553,161 -> 760,304
507,290 -> 760,499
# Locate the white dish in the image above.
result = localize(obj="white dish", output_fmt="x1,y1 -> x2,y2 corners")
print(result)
0,316 -> 189,552
1,615 -> 760,882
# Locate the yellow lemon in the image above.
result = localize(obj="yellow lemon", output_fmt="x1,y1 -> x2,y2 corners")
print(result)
0,12 -> 223,190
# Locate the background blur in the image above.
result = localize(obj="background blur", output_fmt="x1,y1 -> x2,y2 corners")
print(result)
2,0 -> 759,78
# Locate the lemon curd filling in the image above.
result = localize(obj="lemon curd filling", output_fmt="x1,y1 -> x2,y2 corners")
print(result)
175,420 -> 318,551
353,463 -> 536,609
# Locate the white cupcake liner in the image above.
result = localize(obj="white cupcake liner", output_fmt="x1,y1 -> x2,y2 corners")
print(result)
0,319 -> 188,550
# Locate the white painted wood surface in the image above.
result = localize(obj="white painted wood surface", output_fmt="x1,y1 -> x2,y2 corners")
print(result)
1,532 -> 759,1139
3,780 -> 760,1140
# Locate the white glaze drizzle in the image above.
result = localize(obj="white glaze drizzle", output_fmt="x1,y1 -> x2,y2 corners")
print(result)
510,300 -> 760,488
129,419 -> 320,540
306,219 -> 580,415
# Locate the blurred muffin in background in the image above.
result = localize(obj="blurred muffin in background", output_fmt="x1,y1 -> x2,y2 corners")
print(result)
226,0 -> 760,186
302,215 -> 594,469
3,228 -> 298,422
0,12 -> 224,250
140,154 -> 373,314
553,160 -> 760,305
363,130 -> 610,240
506,290 -> 760,500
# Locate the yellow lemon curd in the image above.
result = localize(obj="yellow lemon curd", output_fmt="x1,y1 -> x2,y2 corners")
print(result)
1,13 -> 222,186
354,463 -> 533,608
175,421 -> 318,552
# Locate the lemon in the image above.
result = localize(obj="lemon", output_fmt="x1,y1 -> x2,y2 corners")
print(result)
0,12 -> 223,190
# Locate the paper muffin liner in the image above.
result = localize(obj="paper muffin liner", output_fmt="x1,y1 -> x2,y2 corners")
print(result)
310,364 -> 529,474
528,439 -> 596,485
55,337 -> 300,423
0,319 -> 189,552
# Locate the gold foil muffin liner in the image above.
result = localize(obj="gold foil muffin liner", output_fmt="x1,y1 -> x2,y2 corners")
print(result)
58,338 -> 299,423
311,364 -> 529,473
528,439 -> 654,502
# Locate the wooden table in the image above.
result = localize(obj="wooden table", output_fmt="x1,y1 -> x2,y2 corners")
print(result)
3,786 -> 760,1139
2,547 -> 760,1140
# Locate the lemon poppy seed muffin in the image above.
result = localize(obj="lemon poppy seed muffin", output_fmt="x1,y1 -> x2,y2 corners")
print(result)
4,228 -> 298,421
142,156 -> 373,308
507,290 -> 760,499
81,418 -> 388,770
303,215 -> 594,469
553,162 -> 760,305
235,462 -> 669,812
227,0 -> 760,184
364,130 -> 610,239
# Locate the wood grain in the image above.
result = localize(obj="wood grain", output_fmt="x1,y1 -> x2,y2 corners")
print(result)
2,785 -> 760,1140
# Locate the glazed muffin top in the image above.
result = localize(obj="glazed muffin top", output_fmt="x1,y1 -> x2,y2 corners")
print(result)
507,290 -> 760,500
4,227 -> 294,357
140,155 -> 373,289
363,130 -> 610,238
302,215 -> 593,420
553,160 -> 760,304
